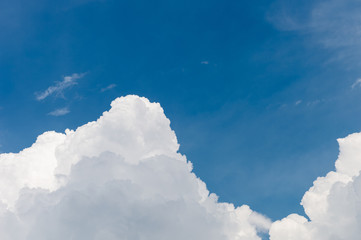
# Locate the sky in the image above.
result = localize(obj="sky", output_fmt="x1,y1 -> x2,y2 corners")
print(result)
1,0 -> 361,235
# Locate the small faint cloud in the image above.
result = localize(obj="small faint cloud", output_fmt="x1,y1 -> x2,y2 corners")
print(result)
280,103 -> 288,109
101,84 -> 117,92
201,61 -> 209,65
48,107 -> 70,116
307,99 -> 321,107
351,79 -> 361,89
295,100 -> 302,106
35,73 -> 86,101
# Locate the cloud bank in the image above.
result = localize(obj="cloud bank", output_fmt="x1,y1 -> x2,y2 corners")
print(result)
3,94 -> 361,239
0,95 -> 270,240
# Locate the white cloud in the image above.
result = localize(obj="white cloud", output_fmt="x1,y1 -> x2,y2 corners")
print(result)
35,73 -> 85,101
0,95 -> 270,240
351,78 -> 361,89
7,94 -> 361,239
48,107 -> 70,116
201,61 -> 209,65
101,84 -> 117,92
269,132 -> 361,240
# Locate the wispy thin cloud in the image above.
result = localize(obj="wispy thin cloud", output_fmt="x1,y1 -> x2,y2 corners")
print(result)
48,107 -> 70,116
268,0 -> 361,67
306,99 -> 321,107
35,73 -> 85,101
352,79 -> 361,89
295,100 -> 302,106
101,84 -> 117,92
201,61 -> 209,65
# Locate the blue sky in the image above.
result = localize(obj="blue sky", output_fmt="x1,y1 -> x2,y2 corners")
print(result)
1,0 -> 361,222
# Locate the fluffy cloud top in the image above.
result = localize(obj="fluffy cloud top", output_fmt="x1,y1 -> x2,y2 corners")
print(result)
0,95 -> 270,240
270,133 -> 361,240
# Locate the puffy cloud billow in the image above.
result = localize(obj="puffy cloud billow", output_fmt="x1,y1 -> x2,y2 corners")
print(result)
0,95 -> 271,240
3,95 -> 361,239
270,133 -> 361,240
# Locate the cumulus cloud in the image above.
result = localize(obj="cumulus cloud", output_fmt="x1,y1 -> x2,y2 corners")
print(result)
0,95 -> 270,240
48,107 -> 70,116
35,73 -> 85,101
269,132 -> 361,240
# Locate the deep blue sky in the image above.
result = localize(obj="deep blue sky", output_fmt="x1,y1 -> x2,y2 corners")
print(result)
1,0 -> 361,221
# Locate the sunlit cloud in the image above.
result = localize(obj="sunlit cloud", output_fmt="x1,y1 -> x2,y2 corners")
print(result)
0,96 -> 271,240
